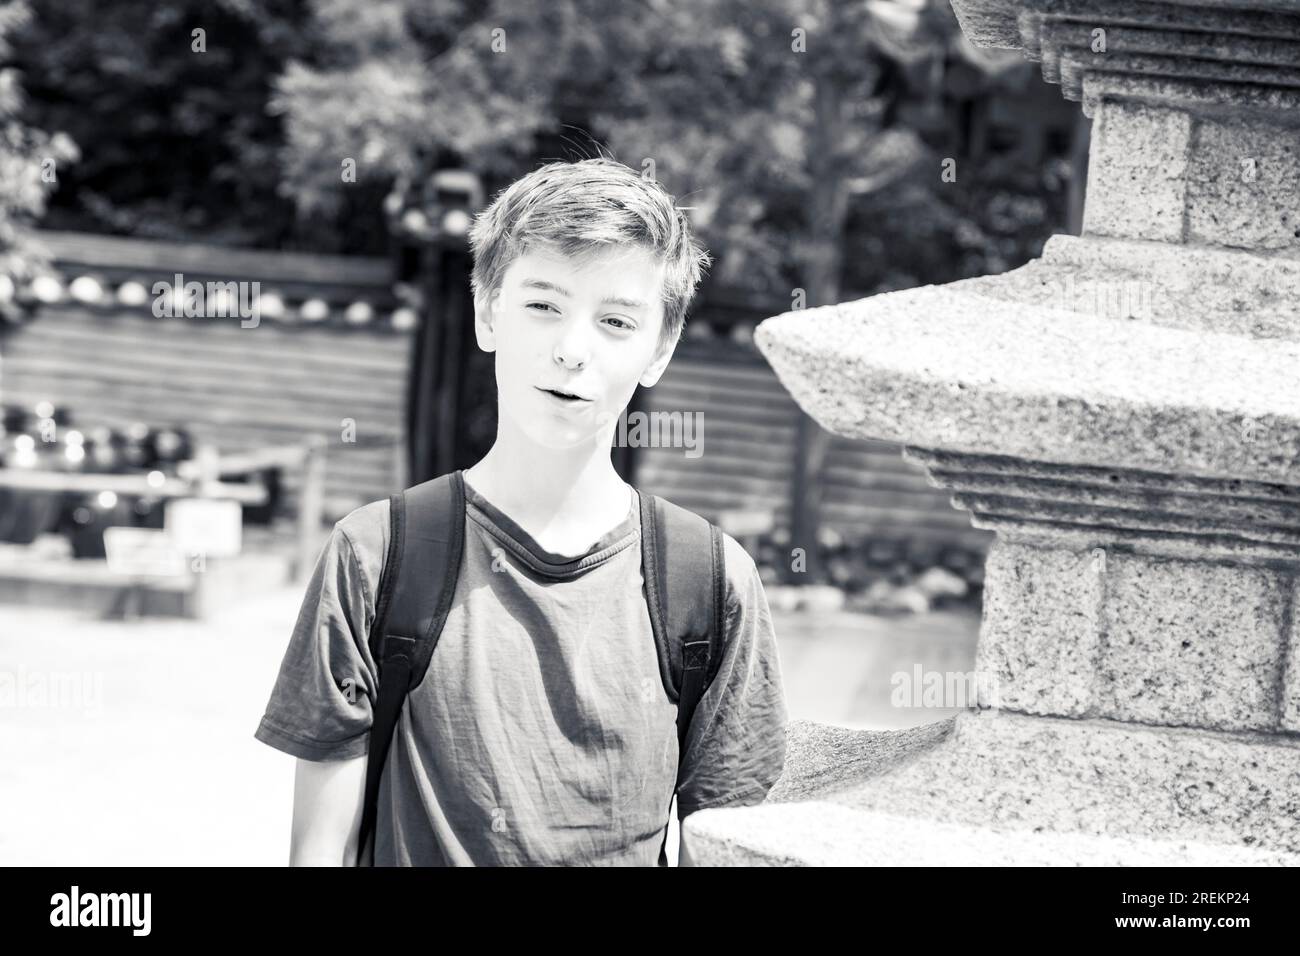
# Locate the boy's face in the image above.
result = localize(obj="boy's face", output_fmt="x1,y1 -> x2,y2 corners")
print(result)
473,243 -> 678,449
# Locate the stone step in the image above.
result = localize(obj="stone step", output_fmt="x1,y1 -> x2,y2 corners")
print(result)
690,713 -> 1300,863
685,801 -> 1296,865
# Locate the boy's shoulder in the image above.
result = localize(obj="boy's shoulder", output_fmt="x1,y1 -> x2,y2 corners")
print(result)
717,528 -> 762,617
331,497 -> 391,608
330,488 -> 762,614
334,495 -> 390,551
642,490 -> 762,619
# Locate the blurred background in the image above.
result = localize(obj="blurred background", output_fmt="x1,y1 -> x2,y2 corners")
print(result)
0,0 -> 1086,863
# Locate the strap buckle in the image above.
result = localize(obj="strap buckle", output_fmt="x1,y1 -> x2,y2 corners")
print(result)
683,639 -> 709,670
380,632 -> 417,664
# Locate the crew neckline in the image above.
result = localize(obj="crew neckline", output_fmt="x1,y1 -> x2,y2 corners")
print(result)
460,470 -> 640,575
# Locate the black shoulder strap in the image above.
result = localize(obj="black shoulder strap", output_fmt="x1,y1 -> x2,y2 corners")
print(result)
355,471 -> 465,866
639,492 -> 727,779
354,476 -> 723,866
641,492 -> 727,867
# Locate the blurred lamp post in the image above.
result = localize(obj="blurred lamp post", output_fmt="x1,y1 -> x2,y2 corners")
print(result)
388,165 -> 484,486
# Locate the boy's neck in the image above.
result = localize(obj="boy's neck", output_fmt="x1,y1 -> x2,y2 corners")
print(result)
462,449 -> 633,553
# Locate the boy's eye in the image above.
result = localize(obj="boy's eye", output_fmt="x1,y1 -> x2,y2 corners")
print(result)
527,302 -> 632,331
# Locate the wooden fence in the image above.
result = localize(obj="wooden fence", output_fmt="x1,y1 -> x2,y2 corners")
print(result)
637,335 -> 992,549
0,230 -> 991,552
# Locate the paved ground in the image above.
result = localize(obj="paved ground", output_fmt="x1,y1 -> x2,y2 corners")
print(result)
0,579 -> 978,865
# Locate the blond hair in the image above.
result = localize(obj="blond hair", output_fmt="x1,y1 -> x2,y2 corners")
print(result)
468,158 -> 711,355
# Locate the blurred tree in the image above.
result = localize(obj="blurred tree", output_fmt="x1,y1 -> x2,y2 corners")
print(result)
274,1 -> 1056,299
0,0 -> 78,325
274,0 -> 1000,578
274,0 -> 1081,580
0,0 -> 1082,560
587,4 -> 1075,582
4,0 -> 388,251
589,0 -> 960,585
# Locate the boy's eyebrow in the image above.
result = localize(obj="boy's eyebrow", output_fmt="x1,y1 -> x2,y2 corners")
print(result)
520,278 -> 648,311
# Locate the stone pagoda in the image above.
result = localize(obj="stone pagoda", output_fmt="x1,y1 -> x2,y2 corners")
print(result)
685,0 -> 1300,864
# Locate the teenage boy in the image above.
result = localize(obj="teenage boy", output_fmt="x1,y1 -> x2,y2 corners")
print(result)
255,157 -> 788,866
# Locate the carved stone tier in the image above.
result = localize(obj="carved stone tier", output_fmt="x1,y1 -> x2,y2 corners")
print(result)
682,0 -> 1300,864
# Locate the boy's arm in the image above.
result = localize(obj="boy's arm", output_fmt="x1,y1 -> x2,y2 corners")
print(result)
678,832 -> 695,867
253,515 -> 384,864
289,754 -> 367,866
675,534 -> 789,830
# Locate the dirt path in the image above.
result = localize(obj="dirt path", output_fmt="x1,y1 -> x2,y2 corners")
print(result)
0,589 -> 977,865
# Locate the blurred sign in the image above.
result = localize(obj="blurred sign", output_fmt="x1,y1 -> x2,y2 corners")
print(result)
104,528 -> 186,577
165,498 -> 242,558
717,508 -> 774,538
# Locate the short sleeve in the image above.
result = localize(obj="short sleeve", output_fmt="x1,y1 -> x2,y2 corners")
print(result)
675,535 -> 789,818
253,523 -> 381,761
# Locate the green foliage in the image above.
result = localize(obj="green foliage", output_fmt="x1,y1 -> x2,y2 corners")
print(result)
276,0 -> 1072,294
9,0 -> 324,248
6,0 -> 1077,283
0,0 -> 78,315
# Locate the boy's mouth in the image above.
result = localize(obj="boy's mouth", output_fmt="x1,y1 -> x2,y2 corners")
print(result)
537,386 -> 591,403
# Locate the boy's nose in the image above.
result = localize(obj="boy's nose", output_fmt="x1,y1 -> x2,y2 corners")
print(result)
553,324 -> 592,369
553,346 -> 585,369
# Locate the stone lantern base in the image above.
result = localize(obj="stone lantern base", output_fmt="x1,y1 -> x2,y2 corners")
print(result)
691,0 -> 1300,866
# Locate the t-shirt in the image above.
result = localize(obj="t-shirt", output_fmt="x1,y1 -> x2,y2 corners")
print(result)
253,475 -> 788,866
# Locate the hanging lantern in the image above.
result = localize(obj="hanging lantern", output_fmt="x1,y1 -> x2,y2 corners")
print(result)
69,276 -> 104,304
441,208 -> 472,237
116,281 -> 149,306
257,292 -> 286,320
345,301 -> 375,325
300,298 -> 330,322
30,275 -> 64,304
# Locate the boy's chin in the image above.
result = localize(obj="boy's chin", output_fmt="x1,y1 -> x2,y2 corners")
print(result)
515,414 -> 606,449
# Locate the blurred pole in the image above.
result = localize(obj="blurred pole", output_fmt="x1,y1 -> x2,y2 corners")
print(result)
436,246 -> 472,479
1066,110 -> 1091,236
408,242 -> 474,486
407,245 -> 439,486
296,436 -> 327,583
403,165 -> 482,487
788,413 -> 831,583
784,75 -> 850,586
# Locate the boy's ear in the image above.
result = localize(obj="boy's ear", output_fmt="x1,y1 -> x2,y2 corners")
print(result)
472,290 -> 499,352
639,331 -> 678,389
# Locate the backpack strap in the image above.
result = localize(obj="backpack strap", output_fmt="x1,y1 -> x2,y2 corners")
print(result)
355,471 -> 465,866
353,476 -> 723,866
639,493 -> 728,790
640,492 -> 727,866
